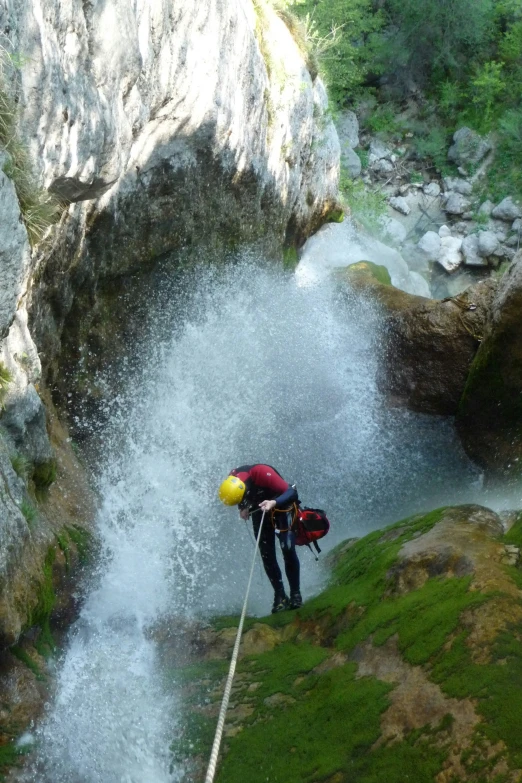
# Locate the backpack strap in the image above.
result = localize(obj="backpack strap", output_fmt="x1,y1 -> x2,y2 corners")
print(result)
307,543 -> 320,561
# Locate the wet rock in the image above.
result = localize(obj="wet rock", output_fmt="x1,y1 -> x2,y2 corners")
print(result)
379,216 -> 407,246
491,197 -> 522,222
478,230 -> 499,257
341,272 -> 495,414
417,231 -> 441,262
389,196 -> 410,216
447,127 -> 492,168
457,250 -> 522,476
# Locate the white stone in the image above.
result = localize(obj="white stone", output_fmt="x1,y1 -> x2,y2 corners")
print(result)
478,230 -> 499,257
438,235 -> 463,273
444,192 -> 471,216
443,177 -> 473,196
462,234 -> 488,266
389,196 -> 410,216
492,197 -> 522,222
439,225 -> 452,238
423,182 -> 441,198
417,231 -> 441,262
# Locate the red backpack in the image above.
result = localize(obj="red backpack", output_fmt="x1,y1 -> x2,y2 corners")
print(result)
292,507 -> 330,558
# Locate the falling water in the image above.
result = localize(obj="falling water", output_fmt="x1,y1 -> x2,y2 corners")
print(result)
23,257 -> 481,782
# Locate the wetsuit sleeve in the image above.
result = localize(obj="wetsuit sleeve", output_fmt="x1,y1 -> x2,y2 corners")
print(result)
273,484 -> 298,507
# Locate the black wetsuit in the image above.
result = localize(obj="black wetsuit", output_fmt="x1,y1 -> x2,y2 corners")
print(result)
230,464 -> 300,597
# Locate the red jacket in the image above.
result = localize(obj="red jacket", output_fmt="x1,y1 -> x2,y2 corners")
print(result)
230,464 -> 297,510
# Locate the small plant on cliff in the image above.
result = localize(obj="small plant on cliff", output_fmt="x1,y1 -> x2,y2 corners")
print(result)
0,42 -> 60,246
10,452 -> 30,481
20,499 -> 37,527
0,360 -> 12,407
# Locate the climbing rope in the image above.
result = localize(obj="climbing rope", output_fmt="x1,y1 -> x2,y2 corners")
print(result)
204,510 -> 266,783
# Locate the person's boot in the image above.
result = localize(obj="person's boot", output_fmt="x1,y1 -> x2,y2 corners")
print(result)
289,590 -> 302,609
271,592 -> 289,613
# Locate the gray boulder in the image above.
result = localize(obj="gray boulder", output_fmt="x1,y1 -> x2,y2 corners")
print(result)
444,192 -> 471,216
479,200 -> 495,217
448,127 -> 492,167
443,177 -> 473,196
369,139 -> 393,163
462,234 -> 487,267
337,110 -> 359,149
491,197 -> 522,222
389,196 -> 410,216
478,230 -> 499,257
417,231 -> 441,262
423,182 -> 441,198
342,146 -> 362,178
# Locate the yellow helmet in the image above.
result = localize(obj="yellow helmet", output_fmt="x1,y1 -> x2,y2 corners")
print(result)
218,475 -> 246,506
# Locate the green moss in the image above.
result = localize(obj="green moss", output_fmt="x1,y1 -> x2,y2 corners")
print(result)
345,261 -> 392,287
432,629 -> 522,769
217,662 -> 393,783
325,206 -> 345,223
10,645 -> 45,680
282,246 -> 299,270
0,741 -> 25,778
55,531 -> 71,571
66,524 -> 93,565
336,575 -> 487,665
27,546 -> 56,655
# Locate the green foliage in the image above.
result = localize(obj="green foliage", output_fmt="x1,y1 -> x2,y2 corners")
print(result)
32,458 -> 57,493
289,0 -> 385,104
0,46 -> 60,246
414,124 -> 452,174
470,61 -> 506,125
27,546 -> 57,655
10,452 -> 29,480
366,102 -> 404,135
382,0 -> 496,87
486,108 -> 522,201
339,170 -> 387,231
66,524 -> 93,565
20,499 -> 36,526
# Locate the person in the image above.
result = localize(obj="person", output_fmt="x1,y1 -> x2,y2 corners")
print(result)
218,464 -> 302,613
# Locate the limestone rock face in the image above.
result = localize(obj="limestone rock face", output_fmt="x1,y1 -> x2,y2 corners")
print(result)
173,505 -> 522,783
1,0 -> 339,403
457,250 -> 522,477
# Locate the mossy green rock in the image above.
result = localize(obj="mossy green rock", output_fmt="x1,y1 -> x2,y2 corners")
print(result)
457,250 -> 522,478
173,505 -> 522,782
341,261 -> 392,287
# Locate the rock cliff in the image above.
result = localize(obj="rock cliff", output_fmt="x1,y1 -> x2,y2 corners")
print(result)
0,0 -> 340,749
172,505 -> 522,783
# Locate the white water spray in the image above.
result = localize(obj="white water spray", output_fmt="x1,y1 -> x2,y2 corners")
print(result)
24,259 -> 480,782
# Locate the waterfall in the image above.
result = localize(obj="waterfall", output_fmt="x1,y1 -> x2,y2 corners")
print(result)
23,258 -> 480,782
